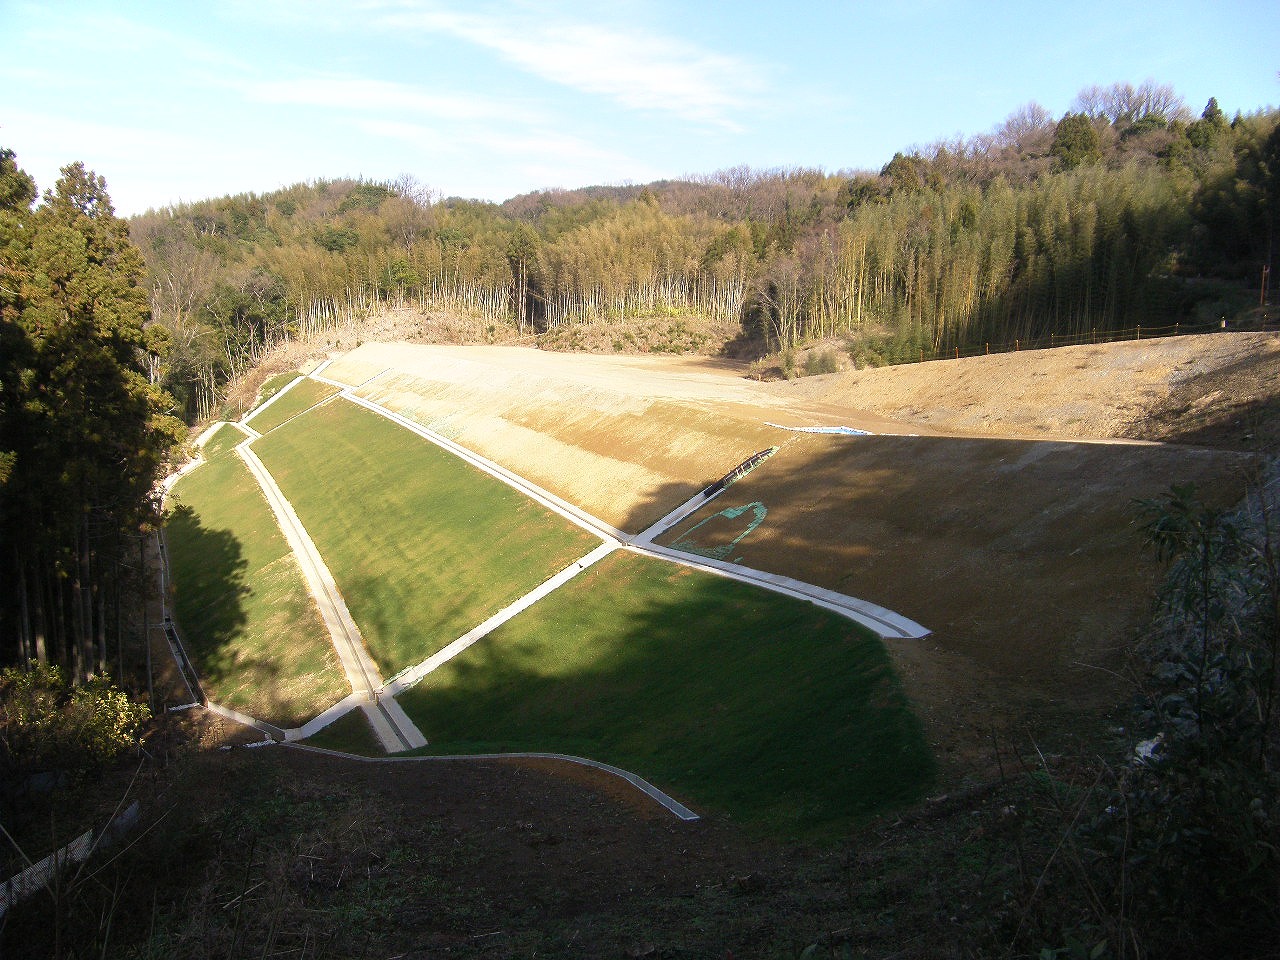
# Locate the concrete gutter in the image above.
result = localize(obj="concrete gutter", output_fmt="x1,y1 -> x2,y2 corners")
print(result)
235,437 -> 427,752
382,542 -> 618,696
335,389 -> 631,543
282,743 -> 701,821
241,375 -> 304,429
633,543 -> 930,640
330,385 -> 929,640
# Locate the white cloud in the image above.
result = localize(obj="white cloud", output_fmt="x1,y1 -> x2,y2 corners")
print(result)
357,117 -> 658,196
372,3 -> 763,129
247,74 -> 528,123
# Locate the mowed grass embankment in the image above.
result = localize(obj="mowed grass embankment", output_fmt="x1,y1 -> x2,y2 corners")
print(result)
252,397 -> 603,675
302,705 -> 383,754
199,421 -> 244,461
165,430 -> 349,726
256,371 -> 302,404
398,551 -> 935,836
246,377 -> 341,434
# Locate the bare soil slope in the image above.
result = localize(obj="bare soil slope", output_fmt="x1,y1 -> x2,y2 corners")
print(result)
777,331 -> 1280,448
321,333 -> 1275,775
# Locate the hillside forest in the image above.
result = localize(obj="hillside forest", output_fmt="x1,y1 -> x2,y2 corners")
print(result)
125,81 -> 1280,420
0,80 -> 1278,678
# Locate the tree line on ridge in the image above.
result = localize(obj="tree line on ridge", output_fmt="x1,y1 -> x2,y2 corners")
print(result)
1,80 -> 1278,675
127,81 -> 1280,421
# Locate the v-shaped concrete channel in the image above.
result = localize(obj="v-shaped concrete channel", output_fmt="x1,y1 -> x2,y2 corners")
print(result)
231,421 -> 427,753
175,367 -> 928,755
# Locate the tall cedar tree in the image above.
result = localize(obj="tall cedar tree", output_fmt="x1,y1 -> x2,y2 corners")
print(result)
0,153 -> 183,679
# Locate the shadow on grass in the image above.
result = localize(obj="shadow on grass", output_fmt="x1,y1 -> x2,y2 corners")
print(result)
618,478 -> 726,538
647,431 -> 1257,705
397,553 -> 935,838
166,505 -> 250,656
165,506 -> 309,725
301,707 -> 381,754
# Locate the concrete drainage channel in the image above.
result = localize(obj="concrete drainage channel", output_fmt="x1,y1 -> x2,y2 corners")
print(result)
285,744 -> 702,821
160,411 -> 703,820
316,373 -> 929,640
157,533 -> 700,820
160,366 -> 932,822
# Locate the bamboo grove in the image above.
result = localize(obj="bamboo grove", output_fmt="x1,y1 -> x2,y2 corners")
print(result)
0,84 -> 1277,672
127,87 -> 1279,422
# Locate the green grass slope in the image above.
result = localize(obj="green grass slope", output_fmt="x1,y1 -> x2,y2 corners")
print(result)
166,446 -> 349,726
399,551 -> 935,836
199,422 -> 243,461
252,398 -> 602,675
246,378 -> 341,434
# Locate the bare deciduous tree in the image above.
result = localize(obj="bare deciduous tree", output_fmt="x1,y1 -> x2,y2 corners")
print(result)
1073,81 -> 1190,125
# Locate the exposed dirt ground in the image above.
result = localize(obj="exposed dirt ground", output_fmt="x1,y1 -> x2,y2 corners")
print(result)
777,332 -> 1280,449
14,332 -> 1275,960
322,333 -> 1276,777
10,728 -> 1071,959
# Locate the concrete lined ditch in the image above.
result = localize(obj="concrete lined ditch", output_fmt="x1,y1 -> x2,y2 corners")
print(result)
324,376 -> 929,640
160,366 -> 931,820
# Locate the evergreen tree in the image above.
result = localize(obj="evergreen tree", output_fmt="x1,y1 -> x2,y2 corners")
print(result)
0,153 -> 182,677
0,149 -> 37,494
1050,113 -> 1103,170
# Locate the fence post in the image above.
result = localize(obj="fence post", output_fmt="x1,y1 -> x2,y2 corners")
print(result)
1015,339 -> 1019,351
985,342 -> 989,355
955,346 -> 959,360
1137,325 -> 1141,340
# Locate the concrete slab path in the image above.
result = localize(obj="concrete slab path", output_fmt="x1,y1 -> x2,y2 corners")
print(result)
326,382 -> 929,640
383,542 -> 618,696
235,435 -> 427,752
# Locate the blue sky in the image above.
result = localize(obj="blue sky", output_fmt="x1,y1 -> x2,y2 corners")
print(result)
2,0 -> 1276,215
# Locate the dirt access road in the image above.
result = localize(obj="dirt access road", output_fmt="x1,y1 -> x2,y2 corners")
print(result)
322,332 -> 1277,777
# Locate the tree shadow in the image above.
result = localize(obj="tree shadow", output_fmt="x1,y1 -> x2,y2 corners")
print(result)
620,479 -> 720,537
397,551 -> 936,836
165,504 -> 250,655
643,431 -> 1255,760
164,505 -> 309,726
